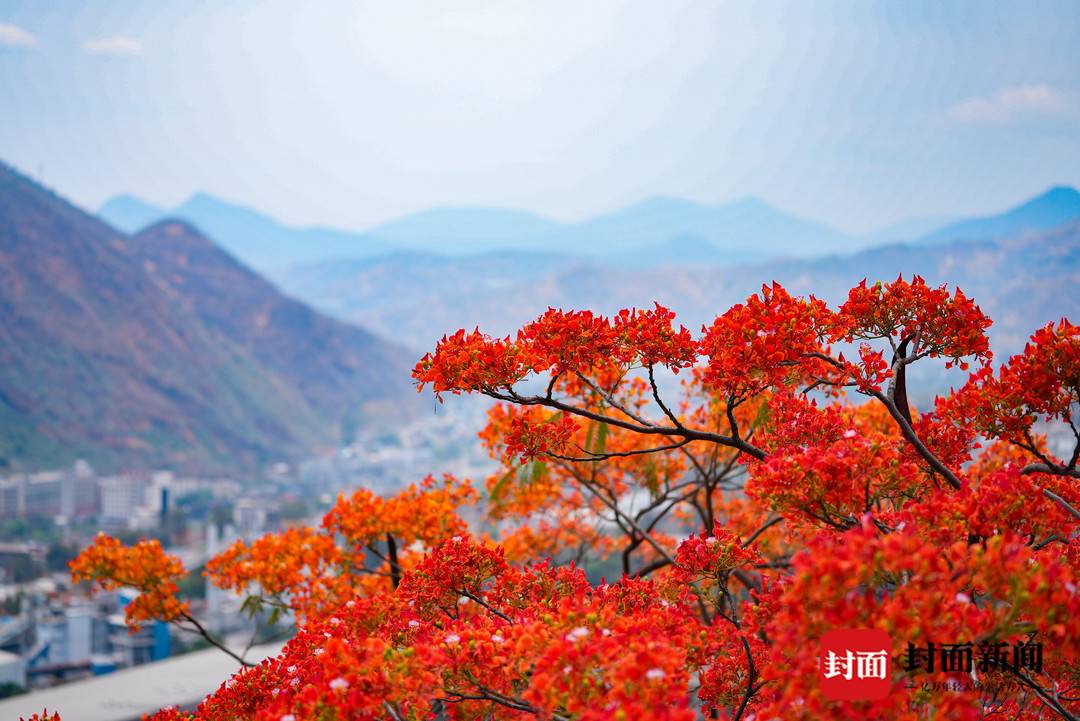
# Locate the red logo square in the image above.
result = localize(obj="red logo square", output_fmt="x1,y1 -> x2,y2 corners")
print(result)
819,628 -> 893,700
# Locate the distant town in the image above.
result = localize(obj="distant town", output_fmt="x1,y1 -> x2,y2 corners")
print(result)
0,405 -> 493,699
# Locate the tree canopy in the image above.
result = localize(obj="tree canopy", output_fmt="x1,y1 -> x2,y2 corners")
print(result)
40,276 -> 1080,721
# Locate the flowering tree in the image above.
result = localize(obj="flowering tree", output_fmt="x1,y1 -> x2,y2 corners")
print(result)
59,277 -> 1080,721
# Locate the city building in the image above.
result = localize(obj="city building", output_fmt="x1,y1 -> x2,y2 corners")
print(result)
0,649 -> 26,690
0,463 -> 101,521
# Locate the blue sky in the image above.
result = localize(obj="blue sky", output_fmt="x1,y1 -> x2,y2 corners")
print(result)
1,1 -> 1079,234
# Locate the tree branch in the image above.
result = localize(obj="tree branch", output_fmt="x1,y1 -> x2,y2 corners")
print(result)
870,390 -> 963,489
570,472 -> 676,564
387,533 -> 401,589
457,589 -> 513,624
1022,463 -> 1080,481
741,517 -> 783,548
178,611 -> 255,667
1042,488 -> 1080,523
1009,668 -> 1080,721
546,438 -> 691,463
487,389 -> 766,460
648,364 -> 683,429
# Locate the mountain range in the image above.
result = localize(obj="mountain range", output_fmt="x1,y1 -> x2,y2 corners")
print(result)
5,159 -> 1079,471
100,192 -> 854,270
274,220 -> 1080,367
100,193 -> 392,272
100,185 -> 1080,274
0,161 -> 417,473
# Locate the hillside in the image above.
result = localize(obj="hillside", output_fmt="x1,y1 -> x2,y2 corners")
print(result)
0,162 -> 416,472
272,251 -> 585,327
277,220 -> 1080,363
726,222 -> 1080,355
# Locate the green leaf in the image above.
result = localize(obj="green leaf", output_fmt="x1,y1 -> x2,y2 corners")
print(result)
240,595 -> 262,619
529,459 -> 549,485
752,399 -> 771,432
489,468 -> 515,505
593,421 -> 609,455
641,457 -> 660,498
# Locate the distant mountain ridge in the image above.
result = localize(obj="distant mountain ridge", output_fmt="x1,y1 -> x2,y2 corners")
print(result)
0,161 -> 417,472
101,185 -> 1080,273
100,192 -> 391,271
100,192 -> 859,271
562,195 -> 850,259
858,214 -> 958,245
98,193 -> 166,233
915,186 -> 1080,245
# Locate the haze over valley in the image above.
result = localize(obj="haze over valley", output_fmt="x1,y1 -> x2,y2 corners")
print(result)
99,181 -> 1080,360
3,156 -> 1079,474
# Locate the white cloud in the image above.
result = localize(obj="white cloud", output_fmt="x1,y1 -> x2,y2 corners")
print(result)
83,35 -> 143,56
948,84 -> 1074,124
0,22 -> 36,47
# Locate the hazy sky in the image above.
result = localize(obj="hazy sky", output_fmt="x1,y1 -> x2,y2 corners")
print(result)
2,1 -> 1079,234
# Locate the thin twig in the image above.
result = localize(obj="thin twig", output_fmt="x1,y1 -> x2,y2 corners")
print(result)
741,517 -> 783,548
178,611 -> 254,667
